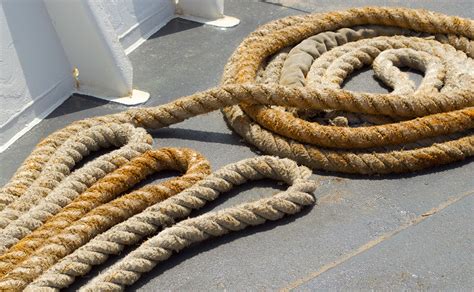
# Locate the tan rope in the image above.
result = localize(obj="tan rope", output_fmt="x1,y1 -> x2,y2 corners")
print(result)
0,6 -> 473,291
0,123 -> 152,213
0,124 -> 152,249
0,8 -> 471,206
0,147 -> 210,285
221,10 -> 474,173
24,156 -> 316,291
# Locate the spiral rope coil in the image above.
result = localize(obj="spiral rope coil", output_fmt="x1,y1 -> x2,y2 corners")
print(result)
0,6 -> 473,291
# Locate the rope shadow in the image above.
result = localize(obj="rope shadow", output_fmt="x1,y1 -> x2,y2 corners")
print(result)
149,127 -> 244,147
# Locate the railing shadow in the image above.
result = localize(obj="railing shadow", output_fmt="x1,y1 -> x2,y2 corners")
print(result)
147,18 -> 203,39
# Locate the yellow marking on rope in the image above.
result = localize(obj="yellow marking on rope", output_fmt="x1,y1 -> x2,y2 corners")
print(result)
281,189 -> 474,291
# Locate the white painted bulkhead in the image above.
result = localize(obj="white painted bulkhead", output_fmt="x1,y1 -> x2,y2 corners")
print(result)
104,0 -> 176,55
0,0 -> 74,153
0,0 -> 237,153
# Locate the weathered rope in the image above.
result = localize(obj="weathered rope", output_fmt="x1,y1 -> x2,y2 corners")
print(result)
0,5 -> 473,291
0,9 -> 471,206
0,123 -> 152,215
24,156 -> 316,291
0,124 -> 152,247
0,147 -> 210,287
0,143 -> 195,255
221,11 -> 474,173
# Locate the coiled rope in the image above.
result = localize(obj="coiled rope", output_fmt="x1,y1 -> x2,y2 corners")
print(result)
0,6 -> 473,291
23,156 -> 316,291
0,147 -> 210,277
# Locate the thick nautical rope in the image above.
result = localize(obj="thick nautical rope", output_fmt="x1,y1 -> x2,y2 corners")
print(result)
23,156 -> 316,291
221,10 -> 474,173
0,8 -> 472,208
0,123 -> 152,215
0,147 -> 210,286
0,6 -> 473,290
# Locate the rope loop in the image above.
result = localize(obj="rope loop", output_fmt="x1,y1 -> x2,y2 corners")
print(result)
25,156 -> 316,291
0,6 -> 473,291
0,147 -> 210,289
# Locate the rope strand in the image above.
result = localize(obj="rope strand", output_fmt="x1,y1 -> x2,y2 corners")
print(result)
0,6 -> 473,291
25,156 -> 316,291
0,148 -> 210,283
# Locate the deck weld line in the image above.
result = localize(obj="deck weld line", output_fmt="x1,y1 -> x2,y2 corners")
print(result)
280,188 -> 474,291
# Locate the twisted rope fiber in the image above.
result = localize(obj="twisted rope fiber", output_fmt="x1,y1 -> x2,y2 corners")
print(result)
0,5 -> 473,290
221,8 -> 474,173
0,123 -> 152,214
0,7 -> 472,207
0,147 -> 210,289
0,123 -> 153,237
0,122 -> 155,253
3,6 -> 472,261
24,156 -> 317,291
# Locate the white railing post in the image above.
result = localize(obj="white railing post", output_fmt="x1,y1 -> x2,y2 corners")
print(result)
176,0 -> 240,28
43,0 -> 149,105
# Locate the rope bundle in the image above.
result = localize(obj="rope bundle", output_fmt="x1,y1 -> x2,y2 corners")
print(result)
25,156 -> 316,291
0,6 -> 473,291
0,147 -> 210,278
0,145 -> 315,291
221,8 -> 474,173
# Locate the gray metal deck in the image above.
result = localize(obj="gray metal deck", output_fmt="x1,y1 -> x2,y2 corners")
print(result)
1,1 -> 473,290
